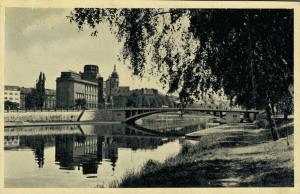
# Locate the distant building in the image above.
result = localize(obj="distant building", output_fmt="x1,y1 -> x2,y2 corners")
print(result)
19,87 -> 56,109
56,64 -> 170,109
116,86 -> 130,96
56,64 -> 104,109
44,89 -> 56,109
20,87 -> 33,109
4,85 -> 21,107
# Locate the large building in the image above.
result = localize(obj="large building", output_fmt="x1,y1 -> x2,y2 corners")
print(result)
56,64 -> 104,109
4,85 -> 21,107
56,64 -> 170,109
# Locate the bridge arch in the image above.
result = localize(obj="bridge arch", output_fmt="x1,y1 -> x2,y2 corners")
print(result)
125,109 -> 176,124
110,108 -> 259,124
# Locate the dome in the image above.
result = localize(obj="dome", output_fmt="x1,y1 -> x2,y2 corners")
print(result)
84,64 -> 99,73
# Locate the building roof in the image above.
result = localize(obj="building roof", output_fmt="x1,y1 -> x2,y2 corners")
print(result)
45,89 -> 56,95
5,85 -> 20,91
111,65 -> 119,78
20,87 -> 34,94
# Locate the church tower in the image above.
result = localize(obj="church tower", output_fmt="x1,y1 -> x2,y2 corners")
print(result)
109,65 -> 119,96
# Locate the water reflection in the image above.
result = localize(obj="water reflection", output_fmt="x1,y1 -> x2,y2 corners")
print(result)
4,123 -> 202,187
5,124 -> 174,174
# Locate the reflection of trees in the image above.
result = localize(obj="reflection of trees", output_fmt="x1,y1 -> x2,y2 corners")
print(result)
10,124 -> 174,175
34,140 -> 45,168
18,136 -> 50,168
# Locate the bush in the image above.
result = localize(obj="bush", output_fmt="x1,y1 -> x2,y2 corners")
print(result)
141,160 -> 161,174
179,142 -> 194,155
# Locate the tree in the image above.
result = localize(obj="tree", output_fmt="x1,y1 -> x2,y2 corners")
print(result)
68,9 -> 293,140
75,98 -> 87,109
5,100 -> 19,111
36,72 -> 46,110
25,89 -> 38,109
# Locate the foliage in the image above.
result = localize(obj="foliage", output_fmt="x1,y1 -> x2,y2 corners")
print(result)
25,89 -> 38,109
277,92 -> 293,117
36,72 -> 46,109
24,72 -> 46,109
5,100 -> 19,110
75,98 -> 87,109
67,9 -> 293,110
113,91 -> 175,108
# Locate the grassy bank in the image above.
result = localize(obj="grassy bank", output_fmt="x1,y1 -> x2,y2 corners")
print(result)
111,121 -> 294,187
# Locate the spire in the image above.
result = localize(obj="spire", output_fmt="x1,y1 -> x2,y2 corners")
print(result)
111,64 -> 119,78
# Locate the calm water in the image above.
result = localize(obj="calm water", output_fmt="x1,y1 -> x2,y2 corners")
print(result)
4,122 -> 205,188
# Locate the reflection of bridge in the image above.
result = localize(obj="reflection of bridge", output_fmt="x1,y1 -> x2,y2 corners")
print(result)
108,108 -> 259,124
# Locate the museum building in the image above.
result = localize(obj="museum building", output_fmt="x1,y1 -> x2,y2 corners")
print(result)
56,64 -> 105,109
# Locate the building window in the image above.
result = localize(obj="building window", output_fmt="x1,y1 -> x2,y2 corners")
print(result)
4,92 -> 7,95
4,97 -> 7,99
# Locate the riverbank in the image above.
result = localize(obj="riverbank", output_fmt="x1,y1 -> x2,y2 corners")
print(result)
112,121 -> 294,187
4,121 -> 121,128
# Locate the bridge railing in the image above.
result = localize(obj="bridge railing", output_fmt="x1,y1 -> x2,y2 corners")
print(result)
104,107 -> 260,113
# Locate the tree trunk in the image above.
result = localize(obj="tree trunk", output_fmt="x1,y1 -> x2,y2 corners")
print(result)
271,103 -> 275,115
266,105 -> 279,141
284,113 -> 288,120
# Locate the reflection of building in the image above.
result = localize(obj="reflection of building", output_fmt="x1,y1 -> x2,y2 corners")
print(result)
55,135 -> 102,173
4,85 -> 21,106
102,137 -> 118,171
56,64 -> 104,109
5,125 -> 170,175
4,136 -> 20,149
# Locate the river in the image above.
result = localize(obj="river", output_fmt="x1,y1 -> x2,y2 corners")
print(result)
4,115 -> 213,188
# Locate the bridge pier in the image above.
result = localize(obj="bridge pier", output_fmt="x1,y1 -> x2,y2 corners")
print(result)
219,112 -> 224,118
249,113 -> 256,122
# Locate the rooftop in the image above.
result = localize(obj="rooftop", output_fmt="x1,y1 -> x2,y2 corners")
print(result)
5,85 -> 20,91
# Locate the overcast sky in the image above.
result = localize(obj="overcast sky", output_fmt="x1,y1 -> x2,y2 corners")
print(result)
5,8 -> 165,92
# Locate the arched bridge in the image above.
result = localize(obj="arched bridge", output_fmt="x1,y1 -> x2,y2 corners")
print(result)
107,108 -> 260,124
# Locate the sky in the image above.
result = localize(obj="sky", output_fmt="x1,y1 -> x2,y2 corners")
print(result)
5,8 -> 166,92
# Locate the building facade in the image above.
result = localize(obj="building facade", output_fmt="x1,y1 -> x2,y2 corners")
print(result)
19,87 -> 56,109
4,85 -> 21,107
56,65 -> 104,109
20,87 -> 33,109
44,89 -> 56,109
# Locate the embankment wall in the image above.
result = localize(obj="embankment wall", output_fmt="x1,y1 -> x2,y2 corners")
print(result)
4,111 -> 81,122
4,110 -> 126,123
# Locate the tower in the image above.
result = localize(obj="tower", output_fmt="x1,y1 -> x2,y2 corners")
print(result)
109,65 -> 119,96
